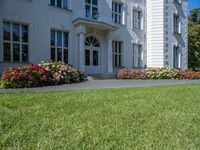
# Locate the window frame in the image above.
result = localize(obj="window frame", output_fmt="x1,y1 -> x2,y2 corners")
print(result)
50,0 -> 70,10
50,29 -> 69,64
112,41 -> 122,67
133,9 -> 142,30
3,21 -> 29,63
85,0 -> 98,20
173,45 -> 180,69
112,2 -> 123,24
133,44 -> 142,68
173,14 -> 181,34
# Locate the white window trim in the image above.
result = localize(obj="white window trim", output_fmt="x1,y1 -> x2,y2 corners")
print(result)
51,29 -> 69,63
132,9 -> 142,30
112,2 -> 123,24
112,41 -> 122,67
173,13 -> 181,34
133,44 -> 142,68
3,21 -> 29,63
50,0 -> 70,10
85,0 -> 98,20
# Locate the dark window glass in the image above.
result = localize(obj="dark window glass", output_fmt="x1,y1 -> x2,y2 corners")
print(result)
57,48 -> 62,61
57,31 -> 62,47
64,32 -> 68,47
85,50 -> 90,66
57,0 -> 62,7
13,44 -> 20,62
22,45 -> 28,62
13,24 -> 20,42
85,0 -> 91,4
51,30 -> 55,46
63,0 -> 68,9
22,25 -> 28,43
51,0 -> 55,5
51,48 -> 55,61
3,43 -> 11,62
3,22 -> 10,41
93,50 -> 98,66
92,0 -> 97,5
85,5 -> 90,18
64,49 -> 68,64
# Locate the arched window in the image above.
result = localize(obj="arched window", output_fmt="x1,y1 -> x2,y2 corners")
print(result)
85,36 -> 100,47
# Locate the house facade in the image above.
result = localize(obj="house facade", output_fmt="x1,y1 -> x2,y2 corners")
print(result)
0,0 -> 188,75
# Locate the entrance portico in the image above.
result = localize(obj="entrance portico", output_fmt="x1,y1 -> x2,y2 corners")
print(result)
73,18 -> 117,75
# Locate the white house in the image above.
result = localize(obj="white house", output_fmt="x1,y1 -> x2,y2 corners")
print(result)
0,0 -> 188,75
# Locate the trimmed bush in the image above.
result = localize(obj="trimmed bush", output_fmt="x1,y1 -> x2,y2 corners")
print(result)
117,68 -> 200,80
0,65 -> 53,88
0,61 -> 84,89
39,61 -> 84,84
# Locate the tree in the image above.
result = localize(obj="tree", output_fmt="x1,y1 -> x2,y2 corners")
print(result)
188,8 -> 200,68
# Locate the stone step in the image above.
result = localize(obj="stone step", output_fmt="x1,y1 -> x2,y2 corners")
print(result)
87,74 -> 115,80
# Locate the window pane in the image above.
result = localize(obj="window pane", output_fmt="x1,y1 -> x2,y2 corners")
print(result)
13,24 -> 20,42
85,50 -> 90,66
57,0 -> 62,7
63,0 -> 68,9
57,48 -> 62,61
51,30 -> 55,46
3,22 -> 10,41
64,32 -> 68,47
51,48 -> 55,61
3,43 -> 11,62
85,0 -> 91,4
57,31 -> 62,47
64,49 -> 68,64
92,0 -> 97,6
86,5 -> 90,18
51,0 -> 55,5
22,45 -> 28,62
22,25 -> 28,43
93,50 -> 98,66
13,44 -> 20,62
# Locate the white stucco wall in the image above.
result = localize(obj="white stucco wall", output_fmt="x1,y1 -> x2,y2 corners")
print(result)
0,0 -> 188,74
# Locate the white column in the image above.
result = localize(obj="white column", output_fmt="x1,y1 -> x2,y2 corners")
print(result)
79,32 -> 85,72
108,37 -> 113,74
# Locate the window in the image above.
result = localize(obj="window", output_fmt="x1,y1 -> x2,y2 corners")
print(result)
51,30 -> 69,63
133,44 -> 142,68
50,0 -> 69,9
112,41 -> 122,67
133,10 -> 141,29
85,0 -> 98,20
3,21 -> 28,62
173,46 -> 180,68
112,2 -> 122,24
173,14 -> 180,33
174,0 -> 181,4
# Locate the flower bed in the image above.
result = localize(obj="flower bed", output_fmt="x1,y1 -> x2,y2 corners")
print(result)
0,61 -> 84,89
117,68 -> 200,80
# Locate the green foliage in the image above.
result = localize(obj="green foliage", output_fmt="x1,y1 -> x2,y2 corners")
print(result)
188,8 -> 200,68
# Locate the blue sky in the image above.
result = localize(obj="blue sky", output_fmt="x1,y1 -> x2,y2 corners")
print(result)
188,0 -> 200,14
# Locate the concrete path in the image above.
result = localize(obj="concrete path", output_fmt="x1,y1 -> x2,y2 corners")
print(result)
0,80 -> 200,93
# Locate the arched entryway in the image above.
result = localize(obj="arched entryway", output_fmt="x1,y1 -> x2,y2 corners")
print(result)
85,36 -> 101,74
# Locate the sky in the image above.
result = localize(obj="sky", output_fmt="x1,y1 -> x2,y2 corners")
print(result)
188,0 -> 200,14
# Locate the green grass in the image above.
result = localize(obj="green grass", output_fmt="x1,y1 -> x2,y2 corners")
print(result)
1,84 -> 200,150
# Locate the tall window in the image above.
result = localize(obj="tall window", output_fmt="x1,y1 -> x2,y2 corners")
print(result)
51,30 -> 68,63
50,0 -> 69,9
173,14 -> 180,33
133,10 -> 141,29
133,44 -> 142,68
112,41 -> 122,67
173,46 -> 180,68
3,21 -> 28,62
112,2 -> 122,24
85,0 -> 98,20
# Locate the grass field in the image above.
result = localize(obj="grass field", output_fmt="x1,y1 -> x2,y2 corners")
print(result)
1,84 -> 200,149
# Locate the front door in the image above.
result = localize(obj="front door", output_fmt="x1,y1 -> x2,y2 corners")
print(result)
85,36 -> 100,74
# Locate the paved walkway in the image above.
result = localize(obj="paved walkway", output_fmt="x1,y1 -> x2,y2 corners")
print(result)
0,80 -> 200,93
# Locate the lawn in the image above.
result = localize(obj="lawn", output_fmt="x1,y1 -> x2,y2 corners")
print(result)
1,84 -> 200,149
